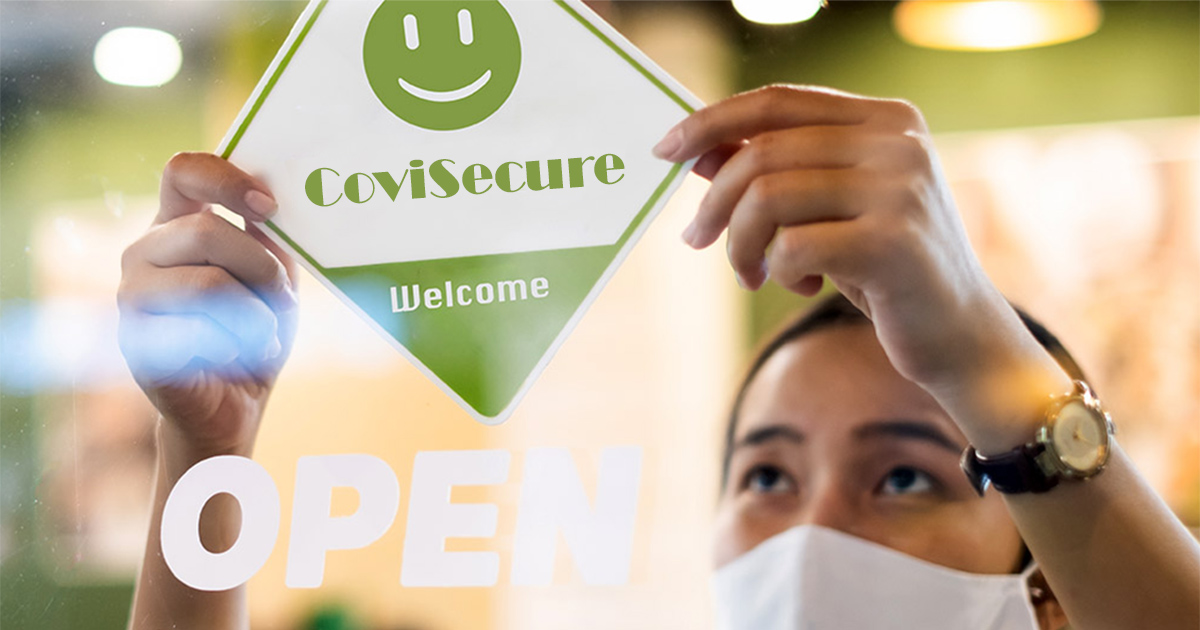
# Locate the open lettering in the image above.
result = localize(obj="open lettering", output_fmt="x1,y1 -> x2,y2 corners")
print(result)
305,154 -> 625,206
159,448 -> 643,591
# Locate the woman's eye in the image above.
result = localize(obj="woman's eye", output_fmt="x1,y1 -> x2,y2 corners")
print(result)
879,466 -> 936,496
743,465 -> 795,495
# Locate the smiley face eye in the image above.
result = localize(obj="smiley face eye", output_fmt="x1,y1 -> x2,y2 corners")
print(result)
403,14 -> 419,50
458,9 -> 474,45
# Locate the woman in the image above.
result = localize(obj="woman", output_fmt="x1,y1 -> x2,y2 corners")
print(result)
715,292 -> 1083,629
120,86 -> 1199,629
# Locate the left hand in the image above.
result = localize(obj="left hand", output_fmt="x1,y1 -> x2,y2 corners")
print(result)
654,85 -> 1020,394
118,152 -> 299,465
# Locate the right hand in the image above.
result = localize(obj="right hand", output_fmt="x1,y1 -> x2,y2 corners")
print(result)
118,152 -> 299,461
655,86 -> 1063,450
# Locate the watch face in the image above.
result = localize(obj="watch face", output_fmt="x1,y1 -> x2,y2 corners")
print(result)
1050,401 -> 1108,474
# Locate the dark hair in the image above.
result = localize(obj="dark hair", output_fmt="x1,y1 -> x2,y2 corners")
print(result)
719,292 -> 1088,490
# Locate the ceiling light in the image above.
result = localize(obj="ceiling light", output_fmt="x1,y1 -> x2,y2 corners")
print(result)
93,27 -> 182,87
894,0 -> 1102,51
734,0 -> 824,25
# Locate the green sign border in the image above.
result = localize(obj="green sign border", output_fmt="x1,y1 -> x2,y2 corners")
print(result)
217,0 -> 699,423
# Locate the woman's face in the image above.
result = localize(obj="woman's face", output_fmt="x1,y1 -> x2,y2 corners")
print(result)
714,323 -> 1025,574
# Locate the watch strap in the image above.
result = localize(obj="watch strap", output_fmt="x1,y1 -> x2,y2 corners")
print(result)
960,443 -> 1060,496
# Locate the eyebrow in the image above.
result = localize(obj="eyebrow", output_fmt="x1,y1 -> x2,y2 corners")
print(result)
732,424 -> 805,451
732,419 -> 963,454
853,419 -> 963,454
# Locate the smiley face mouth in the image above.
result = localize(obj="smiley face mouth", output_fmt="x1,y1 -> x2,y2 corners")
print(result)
397,69 -> 492,103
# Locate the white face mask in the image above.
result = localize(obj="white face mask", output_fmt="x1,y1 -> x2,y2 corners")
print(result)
712,525 -> 1040,630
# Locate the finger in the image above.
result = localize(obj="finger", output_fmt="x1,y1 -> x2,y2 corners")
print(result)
765,222 -> 865,294
119,265 -> 282,363
692,142 -> 744,181
791,275 -> 826,297
119,312 -> 241,385
653,85 -> 876,163
724,170 -> 870,288
158,152 -> 278,226
687,127 -> 876,246
129,210 -> 297,312
244,224 -> 299,371
246,222 -> 299,289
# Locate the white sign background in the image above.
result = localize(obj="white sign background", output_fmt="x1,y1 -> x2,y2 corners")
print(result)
225,0 -> 697,269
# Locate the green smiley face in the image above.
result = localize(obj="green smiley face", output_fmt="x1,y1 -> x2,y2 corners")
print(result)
363,0 -> 521,131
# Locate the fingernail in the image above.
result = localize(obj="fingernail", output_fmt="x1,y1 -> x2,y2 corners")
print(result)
652,127 -> 683,161
265,335 -> 282,360
734,272 -> 747,289
245,189 -> 278,219
681,222 -> 700,248
280,284 -> 299,310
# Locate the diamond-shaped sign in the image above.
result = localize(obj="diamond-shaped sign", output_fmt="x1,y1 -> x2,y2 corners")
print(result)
218,0 -> 700,424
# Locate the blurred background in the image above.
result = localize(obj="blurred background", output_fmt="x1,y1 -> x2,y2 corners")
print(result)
1,1 -> 1197,628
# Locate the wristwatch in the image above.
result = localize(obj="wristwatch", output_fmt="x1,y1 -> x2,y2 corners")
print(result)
961,380 -> 1116,495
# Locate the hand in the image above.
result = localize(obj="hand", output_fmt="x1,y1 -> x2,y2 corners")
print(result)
118,152 -> 299,463
654,85 -> 1018,391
